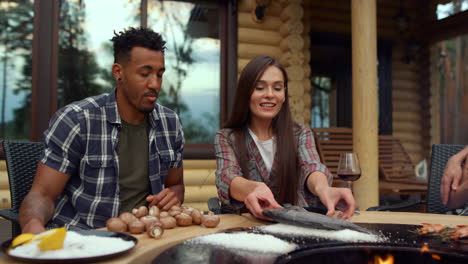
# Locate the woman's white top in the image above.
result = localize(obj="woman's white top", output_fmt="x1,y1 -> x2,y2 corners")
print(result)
248,128 -> 276,173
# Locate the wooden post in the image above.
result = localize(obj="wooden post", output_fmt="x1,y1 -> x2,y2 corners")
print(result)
351,0 -> 379,209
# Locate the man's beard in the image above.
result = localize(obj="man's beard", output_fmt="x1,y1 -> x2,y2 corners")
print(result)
138,90 -> 159,113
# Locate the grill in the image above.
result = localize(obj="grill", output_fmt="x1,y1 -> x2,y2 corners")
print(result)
153,223 -> 468,264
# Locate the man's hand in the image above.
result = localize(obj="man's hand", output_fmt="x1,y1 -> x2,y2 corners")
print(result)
316,186 -> 356,220
21,218 -> 46,234
441,155 -> 465,205
243,183 -> 282,220
146,186 -> 182,211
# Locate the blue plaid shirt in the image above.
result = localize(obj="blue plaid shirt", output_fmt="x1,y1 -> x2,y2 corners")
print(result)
41,89 -> 184,229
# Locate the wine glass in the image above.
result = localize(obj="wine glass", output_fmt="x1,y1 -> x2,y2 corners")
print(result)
337,153 -> 361,190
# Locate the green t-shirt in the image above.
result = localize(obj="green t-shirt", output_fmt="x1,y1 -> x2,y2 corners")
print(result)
118,117 -> 150,213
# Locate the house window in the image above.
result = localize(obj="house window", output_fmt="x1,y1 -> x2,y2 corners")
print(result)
148,1 -> 221,145
3,0 -> 236,159
0,0 -> 34,140
310,76 -> 334,128
57,0 -> 139,107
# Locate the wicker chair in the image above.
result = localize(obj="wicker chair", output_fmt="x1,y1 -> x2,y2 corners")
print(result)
0,140 -> 44,237
312,127 -> 427,194
368,144 -> 466,214
426,144 -> 465,214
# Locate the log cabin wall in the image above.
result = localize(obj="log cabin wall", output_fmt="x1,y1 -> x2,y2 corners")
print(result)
238,0 -> 311,125
237,0 -> 430,163
301,0 -> 430,163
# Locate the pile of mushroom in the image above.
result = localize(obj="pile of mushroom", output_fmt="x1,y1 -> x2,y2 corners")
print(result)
106,205 -> 220,239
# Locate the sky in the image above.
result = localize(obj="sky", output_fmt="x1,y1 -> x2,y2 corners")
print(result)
83,0 -> 221,119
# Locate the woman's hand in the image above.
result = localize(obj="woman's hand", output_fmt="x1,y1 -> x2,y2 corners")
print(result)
244,183 -> 282,220
306,171 -> 356,219
316,186 -> 356,220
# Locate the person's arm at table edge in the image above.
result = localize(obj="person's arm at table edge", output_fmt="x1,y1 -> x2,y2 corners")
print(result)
165,167 -> 185,204
19,162 -> 70,234
447,160 -> 468,210
447,180 -> 468,209
441,146 -> 468,205
229,176 -> 265,202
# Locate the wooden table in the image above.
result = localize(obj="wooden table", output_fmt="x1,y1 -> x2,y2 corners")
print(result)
0,211 -> 466,264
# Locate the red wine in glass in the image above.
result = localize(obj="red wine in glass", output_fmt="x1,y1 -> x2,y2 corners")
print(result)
337,153 -> 361,190
337,173 -> 361,182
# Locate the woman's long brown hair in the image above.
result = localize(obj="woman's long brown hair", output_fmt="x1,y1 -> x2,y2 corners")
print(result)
224,55 -> 298,205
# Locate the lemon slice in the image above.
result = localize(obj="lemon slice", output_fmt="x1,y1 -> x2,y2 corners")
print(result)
10,233 -> 36,248
37,227 -> 67,251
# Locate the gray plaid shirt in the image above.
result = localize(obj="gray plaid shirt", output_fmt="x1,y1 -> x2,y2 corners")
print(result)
41,89 -> 184,229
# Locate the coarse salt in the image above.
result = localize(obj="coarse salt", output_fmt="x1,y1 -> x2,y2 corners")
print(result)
9,231 -> 134,259
188,232 -> 297,254
258,224 -> 386,242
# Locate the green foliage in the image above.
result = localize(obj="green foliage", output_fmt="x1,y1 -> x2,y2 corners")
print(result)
57,0 -> 111,107
0,1 -> 34,140
156,2 -> 217,144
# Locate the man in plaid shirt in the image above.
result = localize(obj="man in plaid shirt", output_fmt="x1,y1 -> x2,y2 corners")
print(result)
19,27 -> 185,233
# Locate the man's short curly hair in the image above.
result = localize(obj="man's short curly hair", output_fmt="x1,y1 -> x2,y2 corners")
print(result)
111,27 -> 166,63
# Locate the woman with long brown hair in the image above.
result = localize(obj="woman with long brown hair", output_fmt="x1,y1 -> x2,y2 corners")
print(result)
215,55 -> 356,220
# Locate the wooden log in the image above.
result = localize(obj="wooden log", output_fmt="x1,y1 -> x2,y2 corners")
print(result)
400,142 -> 423,153
393,61 -> 419,71
238,12 -> 283,31
293,113 -> 305,124
0,190 -> 10,209
280,3 -> 304,22
184,160 -> 216,170
303,79 -> 312,93
290,96 -> 305,113
288,80 -> 305,97
393,102 -> 421,112
352,0 -> 378,209
238,0 -> 283,16
393,121 -> 422,132
391,133 -> 423,144
238,58 -> 251,73
303,36 -> 310,49
308,19 -> 397,39
303,93 -> 311,108
303,1 -> 417,17
280,34 -> 304,52
393,69 -> 419,82
184,169 -> 216,185
303,64 -> 311,78
303,108 -> 311,120
0,171 -> 8,189
279,51 -> 305,67
393,111 -> 422,122
280,20 -> 304,36
303,0 -> 348,9
303,49 -> 311,63
238,27 -> 282,46
392,79 -> 419,91
238,43 -> 282,60
302,18 -> 311,33
393,90 -> 421,101
184,185 -> 218,202
277,0 -> 302,6
286,65 -> 305,81
303,7 -> 396,28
